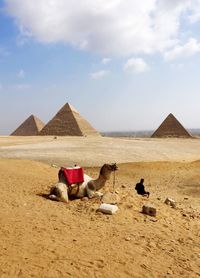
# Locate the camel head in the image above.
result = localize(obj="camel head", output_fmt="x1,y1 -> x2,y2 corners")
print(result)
100,163 -> 118,180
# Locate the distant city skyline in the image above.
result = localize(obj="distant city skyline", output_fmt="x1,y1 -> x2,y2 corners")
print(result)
0,0 -> 200,135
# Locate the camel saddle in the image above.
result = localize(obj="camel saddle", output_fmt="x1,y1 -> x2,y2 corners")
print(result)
58,166 -> 84,185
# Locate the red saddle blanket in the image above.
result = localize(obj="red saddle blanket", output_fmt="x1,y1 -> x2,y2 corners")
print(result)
58,166 -> 84,185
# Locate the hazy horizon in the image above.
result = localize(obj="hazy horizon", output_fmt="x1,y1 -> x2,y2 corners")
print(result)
1,1 -> 200,135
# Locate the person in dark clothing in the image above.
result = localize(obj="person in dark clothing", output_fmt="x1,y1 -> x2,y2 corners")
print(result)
135,178 -> 150,197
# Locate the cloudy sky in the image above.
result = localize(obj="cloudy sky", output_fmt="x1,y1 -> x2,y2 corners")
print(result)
0,0 -> 200,135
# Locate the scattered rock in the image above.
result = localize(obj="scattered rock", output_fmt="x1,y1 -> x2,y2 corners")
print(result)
101,192 -> 121,204
142,204 -> 156,217
167,269 -> 173,275
149,218 -> 158,222
51,164 -> 58,168
97,203 -> 118,215
95,212 -> 102,216
81,197 -> 89,201
141,264 -> 148,270
164,197 -> 176,208
121,185 -> 126,188
125,237 -> 131,241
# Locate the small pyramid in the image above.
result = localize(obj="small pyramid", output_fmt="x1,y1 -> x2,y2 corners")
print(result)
39,103 -> 100,136
11,115 -> 45,136
151,113 -> 192,138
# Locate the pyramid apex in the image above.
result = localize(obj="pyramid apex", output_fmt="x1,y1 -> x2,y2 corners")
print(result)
30,114 -> 36,119
60,102 -> 79,113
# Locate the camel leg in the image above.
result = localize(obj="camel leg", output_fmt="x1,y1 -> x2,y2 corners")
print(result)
86,185 -> 103,199
49,194 -> 60,201
49,183 -> 69,203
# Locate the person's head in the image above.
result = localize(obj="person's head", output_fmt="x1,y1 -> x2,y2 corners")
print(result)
140,178 -> 144,183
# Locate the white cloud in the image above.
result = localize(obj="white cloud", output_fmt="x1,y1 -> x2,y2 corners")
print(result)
123,58 -> 149,73
187,0 -> 200,23
170,63 -> 184,71
90,70 -> 110,80
17,69 -> 25,78
12,84 -> 31,90
5,0 -> 200,57
164,38 -> 200,61
102,58 -> 111,65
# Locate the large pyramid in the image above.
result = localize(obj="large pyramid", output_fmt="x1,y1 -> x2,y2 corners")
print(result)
39,103 -> 100,136
151,113 -> 192,138
11,115 -> 45,136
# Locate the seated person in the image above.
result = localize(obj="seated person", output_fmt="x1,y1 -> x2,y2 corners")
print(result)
135,178 -> 150,197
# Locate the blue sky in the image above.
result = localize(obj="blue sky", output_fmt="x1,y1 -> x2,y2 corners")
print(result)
0,0 -> 200,135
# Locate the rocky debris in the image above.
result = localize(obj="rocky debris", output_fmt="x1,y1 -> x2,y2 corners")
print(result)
149,218 -> 158,222
180,209 -> 200,219
101,192 -> 121,204
164,197 -> 176,208
144,217 -> 158,223
126,204 -> 133,209
142,204 -> 156,217
51,164 -> 59,168
81,197 -> 89,201
97,203 -> 118,215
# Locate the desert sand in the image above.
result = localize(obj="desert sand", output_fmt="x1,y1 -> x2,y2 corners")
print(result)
0,136 -> 200,278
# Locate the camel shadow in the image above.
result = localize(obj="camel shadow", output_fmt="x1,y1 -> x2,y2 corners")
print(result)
36,193 -> 77,201
37,193 -> 54,200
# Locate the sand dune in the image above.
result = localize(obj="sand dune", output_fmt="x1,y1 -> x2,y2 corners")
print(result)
0,156 -> 200,277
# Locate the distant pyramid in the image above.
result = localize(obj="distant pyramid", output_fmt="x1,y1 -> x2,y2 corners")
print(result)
39,103 -> 100,136
11,115 -> 45,136
151,113 -> 192,138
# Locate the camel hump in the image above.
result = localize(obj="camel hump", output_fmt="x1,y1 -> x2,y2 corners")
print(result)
83,174 -> 92,183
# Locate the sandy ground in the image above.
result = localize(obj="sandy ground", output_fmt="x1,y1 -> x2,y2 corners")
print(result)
0,136 -> 200,166
0,137 -> 200,277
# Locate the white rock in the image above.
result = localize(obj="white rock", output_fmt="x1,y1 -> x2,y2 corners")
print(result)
164,197 -> 176,208
97,203 -> 118,215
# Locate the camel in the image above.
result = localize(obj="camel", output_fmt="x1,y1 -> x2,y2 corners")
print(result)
48,163 -> 118,203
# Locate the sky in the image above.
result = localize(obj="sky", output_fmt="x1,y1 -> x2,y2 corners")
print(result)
0,0 -> 200,135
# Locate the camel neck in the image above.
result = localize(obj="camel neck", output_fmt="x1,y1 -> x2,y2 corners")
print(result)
94,175 -> 107,190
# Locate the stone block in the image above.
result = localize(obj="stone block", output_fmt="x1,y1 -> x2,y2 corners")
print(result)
142,204 -> 156,217
97,203 -> 118,215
